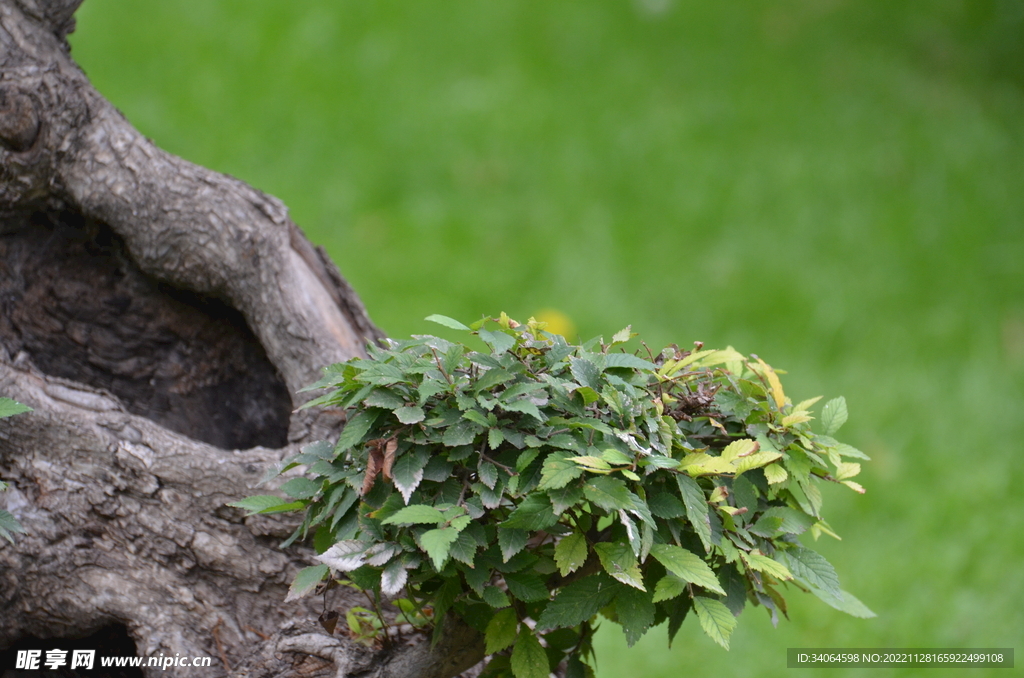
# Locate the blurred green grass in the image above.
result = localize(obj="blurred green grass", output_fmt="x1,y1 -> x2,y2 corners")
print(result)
71,1 -> 1023,676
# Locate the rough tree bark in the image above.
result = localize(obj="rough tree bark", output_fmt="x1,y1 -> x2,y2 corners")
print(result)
0,1 -> 486,677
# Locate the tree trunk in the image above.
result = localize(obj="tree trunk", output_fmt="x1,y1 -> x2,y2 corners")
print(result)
0,2 -> 486,676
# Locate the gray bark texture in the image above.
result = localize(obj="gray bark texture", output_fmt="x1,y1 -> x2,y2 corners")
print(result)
0,1 -> 486,676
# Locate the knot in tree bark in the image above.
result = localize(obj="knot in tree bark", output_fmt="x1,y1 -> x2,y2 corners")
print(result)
0,87 -> 40,152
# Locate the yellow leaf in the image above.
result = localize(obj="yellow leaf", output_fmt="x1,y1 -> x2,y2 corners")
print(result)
754,358 -> 786,409
835,462 -> 861,480
679,453 -> 733,476
763,463 -> 788,485
708,486 -> 728,503
794,396 -> 824,412
734,450 -> 784,475
781,412 -> 813,427
842,480 -> 866,494
694,347 -> 746,369
720,439 -> 759,464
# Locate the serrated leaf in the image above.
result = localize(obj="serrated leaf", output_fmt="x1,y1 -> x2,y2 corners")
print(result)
286,564 -> 330,602
648,492 -> 686,519
554,531 -> 588,576
483,586 -> 512,609
820,396 -> 848,435
394,405 -> 426,424
280,477 -> 321,500
537,573 -> 619,631
504,571 -> 549,602
754,357 -> 786,410
616,585 -> 656,647
381,558 -> 409,596
720,438 -> 758,464
511,630 -> 550,678
443,420 -> 481,446
808,586 -> 876,618
781,546 -> 841,597
227,495 -> 295,515
611,326 -> 633,345
392,450 -> 428,504
568,357 -> 601,390
478,459 -> 499,489
835,461 -> 861,480
0,398 -> 32,418
335,410 -> 380,454
498,528 -> 529,562
382,504 -> 445,525
743,551 -> 792,580
0,508 -> 26,542
834,443 -> 870,460
676,474 -> 713,551
501,494 -> 557,531
480,329 -> 517,355
760,506 -> 816,535
693,596 -> 736,650
763,463 -> 788,485
649,544 -> 725,594
603,353 -> 657,370
583,476 -> 634,511
485,608 -> 518,654
317,540 -> 369,572
538,451 -> 584,490
652,573 -> 689,602
594,542 -> 645,590
547,484 -> 585,514
425,314 -> 470,331
501,397 -> 545,422
419,527 -> 459,571
488,427 -> 505,450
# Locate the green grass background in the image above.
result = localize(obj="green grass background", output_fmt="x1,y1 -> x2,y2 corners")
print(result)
70,1 -> 1023,676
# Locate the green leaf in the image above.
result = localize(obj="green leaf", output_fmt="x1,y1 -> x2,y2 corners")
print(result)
381,558 -> 409,596
0,398 -> 32,418
693,596 -> 736,650
501,494 -> 557,531
676,474 -> 713,551
394,405 -> 426,424
419,527 -> 459,571
611,326 -> 633,345
425,314 -> 470,331
547,484 -> 584,514
511,630 -> 550,678
760,506 -> 816,535
443,420 -> 481,446
820,396 -> 848,436
498,528 -> 529,562
538,451 -> 584,490
648,493 -> 686,519
500,397 -> 545,422
583,476 -> 634,512
285,564 -> 330,602
808,586 -> 877,618
652,574 -> 689,603
649,544 -> 724,594
568,357 -> 601,390
743,551 -> 792,580
392,449 -> 429,504
485,608 -> 518,654
781,546 -> 841,597
504,571 -> 549,603
382,504 -> 445,525
537,573 -> 620,631
0,508 -> 26,542
616,586 -> 656,647
227,495 -> 300,515
335,410 -> 381,454
280,477 -> 321,500
480,329 -> 517,355
594,542 -> 645,590
603,354 -> 657,371
554,531 -> 588,577
483,586 -> 513,609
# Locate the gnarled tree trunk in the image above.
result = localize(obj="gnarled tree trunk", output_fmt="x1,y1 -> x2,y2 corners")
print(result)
0,2 -> 485,676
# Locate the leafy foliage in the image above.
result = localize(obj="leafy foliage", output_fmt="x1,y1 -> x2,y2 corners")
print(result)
234,314 -> 873,675
0,397 -> 32,542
